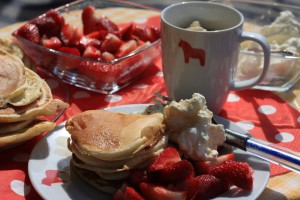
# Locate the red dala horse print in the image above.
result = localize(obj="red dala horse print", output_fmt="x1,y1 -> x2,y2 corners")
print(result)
178,39 -> 206,66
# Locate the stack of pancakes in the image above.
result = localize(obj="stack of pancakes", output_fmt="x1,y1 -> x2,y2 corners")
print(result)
66,110 -> 168,193
0,49 -> 69,148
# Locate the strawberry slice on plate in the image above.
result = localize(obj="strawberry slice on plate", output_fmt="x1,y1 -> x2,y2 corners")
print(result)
139,182 -> 186,200
186,174 -> 229,200
208,160 -> 254,190
193,153 -> 235,174
152,160 -> 194,184
148,147 -> 181,172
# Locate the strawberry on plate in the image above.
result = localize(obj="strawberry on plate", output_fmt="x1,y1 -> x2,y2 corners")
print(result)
185,174 -> 229,200
113,184 -> 144,200
148,147 -> 181,172
208,160 -> 254,190
139,182 -> 186,200
193,153 -> 235,174
151,160 -> 194,184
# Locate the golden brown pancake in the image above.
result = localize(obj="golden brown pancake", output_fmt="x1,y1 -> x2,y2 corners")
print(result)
0,119 -> 34,135
0,49 -> 26,107
66,110 -> 165,161
0,120 -> 55,148
9,68 -> 43,106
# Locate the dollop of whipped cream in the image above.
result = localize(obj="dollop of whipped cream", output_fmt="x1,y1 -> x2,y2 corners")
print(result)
163,93 -> 226,161
259,10 -> 300,55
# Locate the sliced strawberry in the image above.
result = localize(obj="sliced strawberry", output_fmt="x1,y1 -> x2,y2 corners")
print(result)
58,47 -> 81,56
77,36 -> 101,53
101,52 -> 115,62
148,147 -> 181,172
32,9 -> 64,38
79,60 -> 121,82
115,22 -> 133,40
124,186 -> 145,200
208,160 -> 254,190
60,24 -> 83,46
186,174 -> 229,200
129,169 -> 148,187
115,39 -> 138,58
131,24 -> 160,43
112,184 -> 126,200
16,23 -> 40,43
82,6 -> 118,35
41,36 -> 62,50
82,46 -> 101,59
139,183 -> 186,200
100,33 -> 122,53
152,160 -> 194,184
193,153 -> 235,175
86,30 -> 108,40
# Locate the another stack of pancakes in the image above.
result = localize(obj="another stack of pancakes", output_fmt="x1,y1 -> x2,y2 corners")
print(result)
0,49 -> 69,148
66,110 -> 168,193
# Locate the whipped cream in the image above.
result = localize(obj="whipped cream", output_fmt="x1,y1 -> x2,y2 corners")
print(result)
163,93 -> 226,161
186,21 -> 207,32
256,10 -> 300,55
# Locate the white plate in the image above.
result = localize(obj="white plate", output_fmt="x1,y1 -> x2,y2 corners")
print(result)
28,104 -> 270,200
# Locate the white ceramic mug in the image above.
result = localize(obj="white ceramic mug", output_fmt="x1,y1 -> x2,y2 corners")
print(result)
161,2 -> 270,114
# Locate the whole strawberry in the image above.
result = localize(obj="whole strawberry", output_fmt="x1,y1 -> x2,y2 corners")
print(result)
208,160 -> 254,190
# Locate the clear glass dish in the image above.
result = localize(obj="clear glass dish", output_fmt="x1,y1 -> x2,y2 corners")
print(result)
12,0 -> 161,94
212,0 -> 300,91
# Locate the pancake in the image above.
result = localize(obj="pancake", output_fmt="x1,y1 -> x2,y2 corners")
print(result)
71,163 -> 121,194
0,49 -> 26,107
0,79 -> 68,122
0,119 -> 34,135
8,68 -> 43,106
0,38 -> 35,70
0,120 -> 55,148
66,110 -> 165,161
68,135 -> 167,169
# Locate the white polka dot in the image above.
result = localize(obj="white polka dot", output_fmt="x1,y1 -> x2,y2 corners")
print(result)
73,91 -> 91,99
46,79 -> 59,89
227,93 -> 240,102
275,132 -> 294,142
134,18 -> 148,23
156,71 -> 163,77
297,116 -> 300,123
13,153 -> 30,162
258,105 -> 276,115
104,95 -> 122,103
10,180 -> 31,196
235,121 -> 255,131
134,84 -> 148,89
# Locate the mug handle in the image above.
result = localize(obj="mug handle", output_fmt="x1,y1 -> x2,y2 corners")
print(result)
230,32 -> 270,90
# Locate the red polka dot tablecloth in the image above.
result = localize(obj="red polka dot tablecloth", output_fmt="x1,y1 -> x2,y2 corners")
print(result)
1,7 -> 300,200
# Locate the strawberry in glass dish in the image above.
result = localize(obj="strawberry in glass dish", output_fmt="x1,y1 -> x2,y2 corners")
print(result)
12,0 -> 161,94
